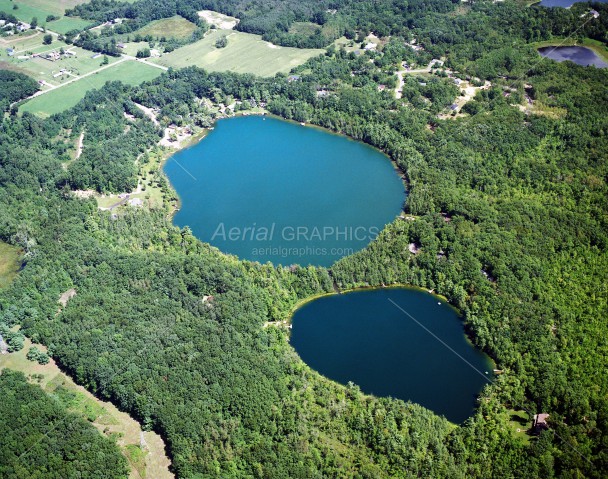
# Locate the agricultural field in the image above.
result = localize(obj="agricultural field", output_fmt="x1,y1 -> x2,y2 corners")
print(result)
20,59 -> 163,117
134,15 -> 197,40
151,29 -> 324,77
0,44 -> 122,89
0,242 -> 21,289
0,0 -> 93,33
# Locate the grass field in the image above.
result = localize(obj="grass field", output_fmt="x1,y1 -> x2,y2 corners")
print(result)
135,15 -> 197,40
0,334 -> 173,479
47,15 -> 93,34
0,44 -> 123,89
151,29 -> 323,77
20,60 -> 163,117
0,0 -> 94,34
0,242 -> 21,289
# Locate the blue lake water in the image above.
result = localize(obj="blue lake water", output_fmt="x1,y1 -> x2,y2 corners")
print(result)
538,46 -> 608,68
165,116 -> 405,266
290,288 -> 494,423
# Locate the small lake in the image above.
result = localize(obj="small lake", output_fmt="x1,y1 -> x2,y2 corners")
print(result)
290,288 -> 493,423
537,0 -> 606,7
538,46 -> 608,68
165,116 -> 404,266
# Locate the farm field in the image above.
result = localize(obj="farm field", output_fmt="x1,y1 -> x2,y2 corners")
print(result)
0,0 -> 94,34
135,15 -> 197,40
151,29 -> 324,76
47,15 -> 93,34
20,59 -> 162,117
0,242 -> 21,289
0,44 -> 122,88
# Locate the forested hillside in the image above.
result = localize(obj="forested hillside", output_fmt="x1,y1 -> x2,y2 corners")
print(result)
0,370 -> 128,479
1,0 -> 607,477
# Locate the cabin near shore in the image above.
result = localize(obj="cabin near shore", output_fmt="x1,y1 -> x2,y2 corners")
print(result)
532,413 -> 550,433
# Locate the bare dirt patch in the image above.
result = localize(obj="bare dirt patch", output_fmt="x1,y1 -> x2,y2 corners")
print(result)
198,10 -> 239,30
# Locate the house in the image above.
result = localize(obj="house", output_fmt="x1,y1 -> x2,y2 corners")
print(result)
590,9 -> 600,19
450,104 -> 459,111
45,51 -> 61,61
117,43 -> 126,49
532,413 -> 550,433
0,20 -> 6,26
92,53 -> 102,59
64,50 -> 76,56
377,84 -> 386,91
453,78 -> 463,86
287,74 -> 300,82
6,48 -> 14,56
430,59 -> 444,68
364,42 -> 377,51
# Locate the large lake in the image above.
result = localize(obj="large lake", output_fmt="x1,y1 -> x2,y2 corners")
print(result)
538,46 -> 608,68
165,116 -> 404,266
290,288 -> 494,423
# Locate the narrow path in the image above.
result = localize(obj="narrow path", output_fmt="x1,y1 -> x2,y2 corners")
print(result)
76,131 -> 85,159
121,53 -> 169,71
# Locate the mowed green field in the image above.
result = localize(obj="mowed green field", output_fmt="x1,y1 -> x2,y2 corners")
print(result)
0,0 -> 94,34
20,60 -> 163,117
0,43 -> 122,88
151,29 -> 324,77
0,242 -> 21,289
135,15 -> 197,40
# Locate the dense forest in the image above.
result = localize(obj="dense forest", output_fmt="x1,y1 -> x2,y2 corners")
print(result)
0,71 -> 39,114
64,0 -> 608,49
1,0 -> 607,477
0,370 -> 128,479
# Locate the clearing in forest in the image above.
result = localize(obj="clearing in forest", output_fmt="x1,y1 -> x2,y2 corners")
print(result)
0,335 -> 174,479
198,10 -> 239,29
135,15 -> 198,40
151,29 -> 324,77
0,243 -> 21,289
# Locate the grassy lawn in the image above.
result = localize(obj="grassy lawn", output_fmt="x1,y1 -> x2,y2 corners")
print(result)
0,242 -> 21,289
20,60 -> 163,117
507,409 -> 532,445
151,29 -> 323,77
96,147 -> 168,209
47,16 -> 93,34
135,15 -> 197,40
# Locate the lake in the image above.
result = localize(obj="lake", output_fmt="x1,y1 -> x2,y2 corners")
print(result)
290,288 -> 494,423
538,46 -> 608,68
537,0 -> 606,6
165,116 -> 405,266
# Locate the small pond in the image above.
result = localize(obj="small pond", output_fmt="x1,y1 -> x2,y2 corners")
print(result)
538,46 -> 608,68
